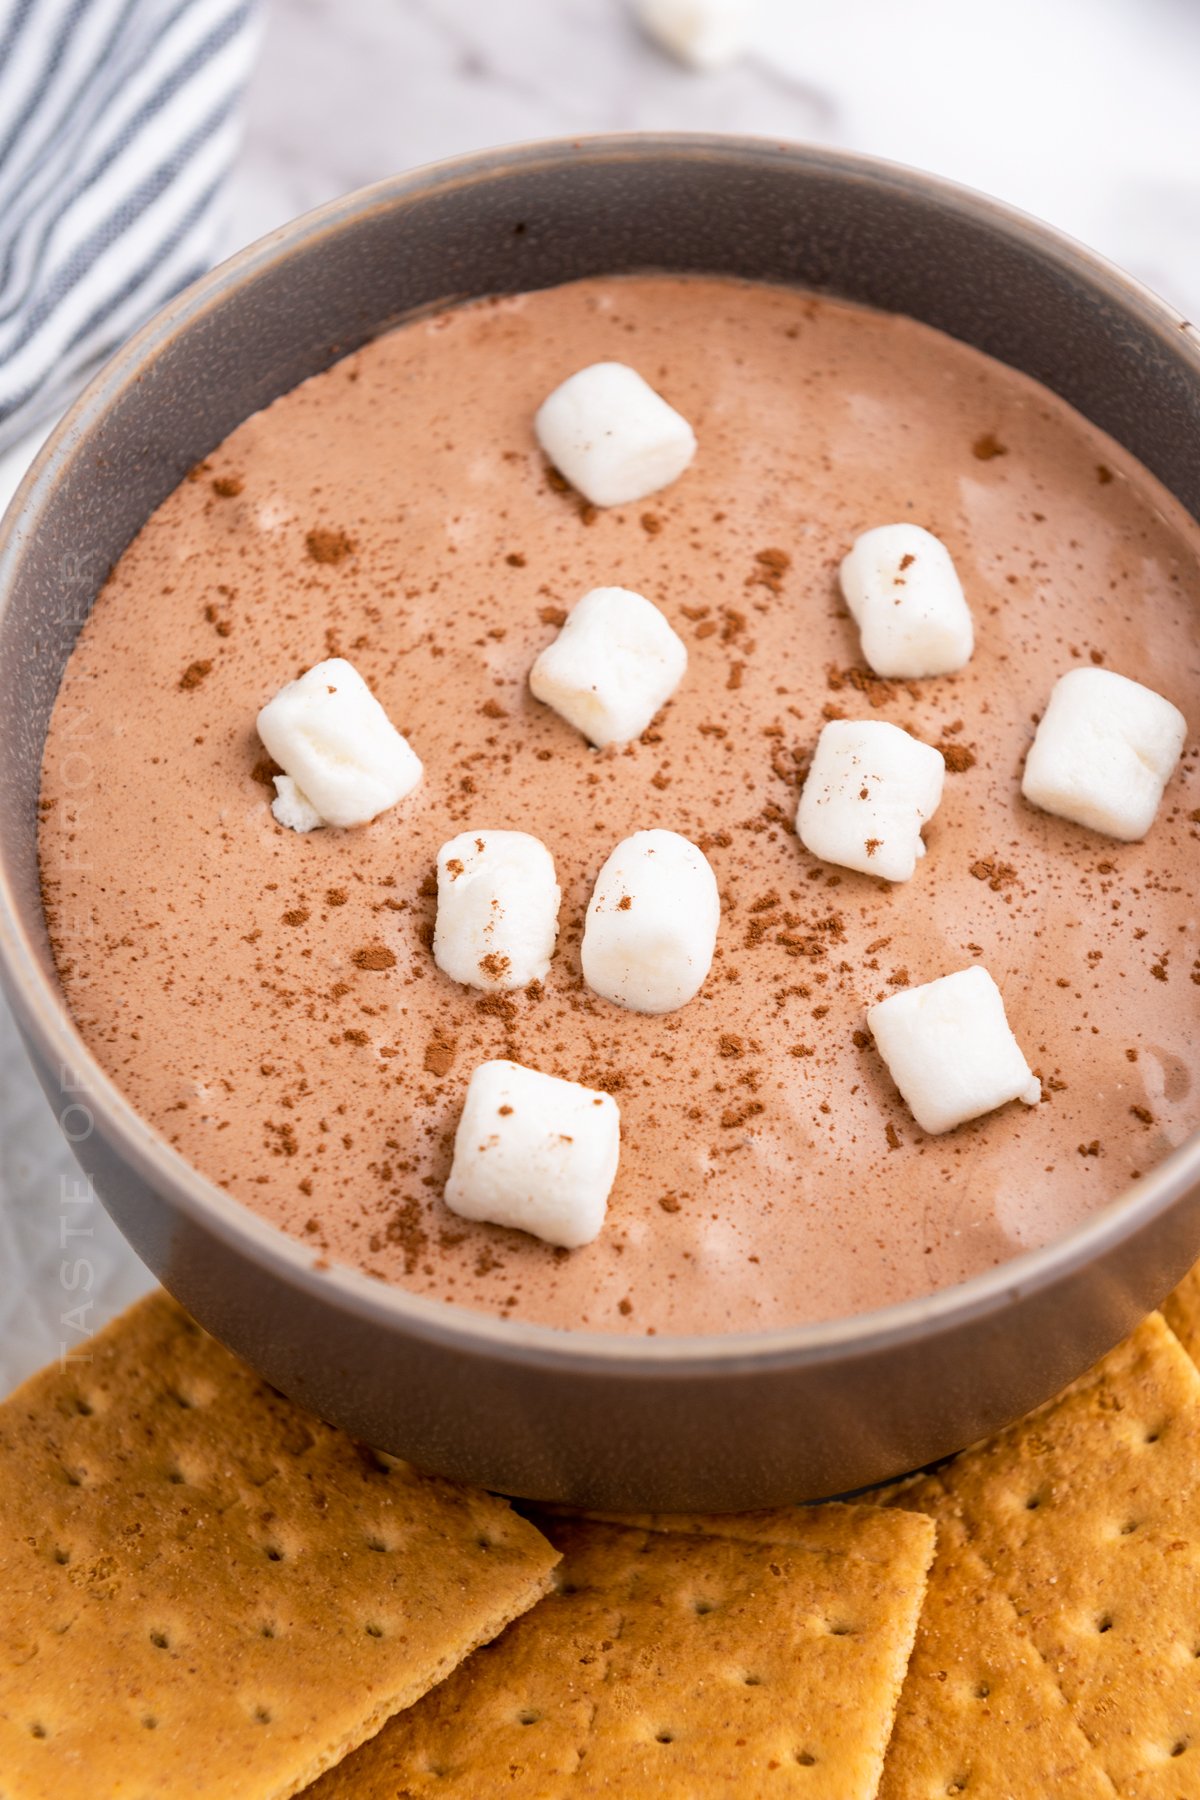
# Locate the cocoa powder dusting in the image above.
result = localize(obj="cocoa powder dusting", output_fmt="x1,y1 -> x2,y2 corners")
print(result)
970,858 -> 1018,892
36,272 -> 1200,1340
825,664 -> 897,710
305,527 -> 355,564
747,546 -> 791,595
423,1028 -> 457,1077
939,743 -> 976,772
352,945 -> 397,970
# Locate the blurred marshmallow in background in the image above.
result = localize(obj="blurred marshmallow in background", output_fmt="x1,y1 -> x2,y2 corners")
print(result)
634,0 -> 758,70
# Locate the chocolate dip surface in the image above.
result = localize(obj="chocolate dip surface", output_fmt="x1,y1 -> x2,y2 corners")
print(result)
38,276 -> 1200,1335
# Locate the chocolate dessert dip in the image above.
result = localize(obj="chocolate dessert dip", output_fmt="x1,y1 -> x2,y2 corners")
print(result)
38,275 -> 1200,1337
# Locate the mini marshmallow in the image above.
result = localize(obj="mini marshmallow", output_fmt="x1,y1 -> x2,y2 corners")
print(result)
581,828 -> 719,1014
444,1059 -> 620,1249
534,362 -> 696,507
1021,665 -> 1187,842
257,657 -> 422,830
271,775 -> 322,834
839,524 -> 974,678
796,720 -> 945,882
434,830 -> 561,992
868,965 -> 1041,1136
530,586 -> 687,748
634,0 -> 756,68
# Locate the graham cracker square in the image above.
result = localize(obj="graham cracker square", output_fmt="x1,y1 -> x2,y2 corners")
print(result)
0,1291 -> 557,1799
1162,1260 -> 1200,1368
884,1313 -> 1200,1794
307,1501 -> 934,1798
875,1487 -> 1111,1799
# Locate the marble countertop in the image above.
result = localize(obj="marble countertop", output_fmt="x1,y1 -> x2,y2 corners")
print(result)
2,0 -> 1198,1391
229,0 -> 1200,316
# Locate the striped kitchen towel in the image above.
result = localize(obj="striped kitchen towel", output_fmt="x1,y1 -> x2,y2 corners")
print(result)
0,0 -> 261,453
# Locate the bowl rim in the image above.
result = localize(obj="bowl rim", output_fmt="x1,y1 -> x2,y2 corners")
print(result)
1,130 -> 1197,1376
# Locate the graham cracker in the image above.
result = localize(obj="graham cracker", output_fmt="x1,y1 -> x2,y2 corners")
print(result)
0,1291 -> 558,1800
884,1313 -> 1200,1795
876,1487 -> 1112,1799
306,1501 -> 934,1798
1162,1261 -> 1200,1369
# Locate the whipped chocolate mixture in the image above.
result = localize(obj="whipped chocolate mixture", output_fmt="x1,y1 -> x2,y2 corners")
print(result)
39,277 -> 1200,1334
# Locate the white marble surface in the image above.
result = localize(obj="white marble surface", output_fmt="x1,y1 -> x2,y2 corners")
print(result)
2,0 -> 1199,1393
227,0 -> 1200,317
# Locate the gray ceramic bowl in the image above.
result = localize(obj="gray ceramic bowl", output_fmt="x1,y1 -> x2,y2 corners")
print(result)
1,136 -> 1198,1511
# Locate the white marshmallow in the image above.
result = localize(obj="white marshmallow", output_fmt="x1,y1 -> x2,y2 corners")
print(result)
839,524 -> 974,679
1021,665 -> 1187,842
434,830 -> 561,992
868,966 -> 1041,1136
534,362 -> 696,507
530,586 -> 687,748
444,1059 -> 620,1249
634,0 -> 755,68
271,775 -> 322,834
796,720 -> 945,882
257,657 -> 422,830
581,828 -> 719,1014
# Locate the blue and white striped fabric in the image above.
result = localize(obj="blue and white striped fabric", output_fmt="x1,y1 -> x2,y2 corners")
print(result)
0,0 -> 260,452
